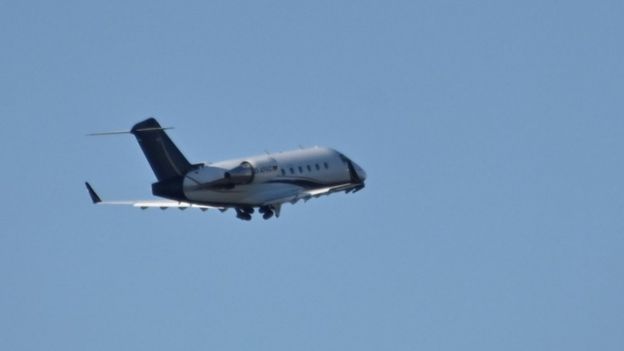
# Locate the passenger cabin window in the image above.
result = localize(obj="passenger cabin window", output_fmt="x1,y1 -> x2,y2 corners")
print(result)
281,169 -> 286,176
315,164 -> 320,170
324,162 -> 329,169
307,165 -> 312,172
290,167 -> 295,174
298,166 -> 303,173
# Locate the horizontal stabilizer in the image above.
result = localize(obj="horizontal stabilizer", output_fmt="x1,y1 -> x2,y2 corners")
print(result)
87,126 -> 173,136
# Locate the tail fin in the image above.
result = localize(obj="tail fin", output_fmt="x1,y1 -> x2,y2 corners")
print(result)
131,118 -> 192,181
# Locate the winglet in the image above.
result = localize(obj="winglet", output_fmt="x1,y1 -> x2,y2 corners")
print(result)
85,182 -> 102,204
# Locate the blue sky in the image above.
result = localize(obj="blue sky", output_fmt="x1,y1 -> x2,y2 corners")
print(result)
1,1 -> 623,350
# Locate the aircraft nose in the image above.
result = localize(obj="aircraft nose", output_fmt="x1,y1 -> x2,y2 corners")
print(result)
354,163 -> 367,181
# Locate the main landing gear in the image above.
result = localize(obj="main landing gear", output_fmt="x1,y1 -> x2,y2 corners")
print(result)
258,206 -> 274,220
235,207 -> 253,221
235,206 -> 276,221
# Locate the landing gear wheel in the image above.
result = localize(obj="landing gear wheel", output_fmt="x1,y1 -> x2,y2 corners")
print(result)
235,208 -> 252,221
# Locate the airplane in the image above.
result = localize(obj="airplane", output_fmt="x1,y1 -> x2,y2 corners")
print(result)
85,118 -> 367,220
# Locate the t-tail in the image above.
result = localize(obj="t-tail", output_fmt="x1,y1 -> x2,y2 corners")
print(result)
131,118 -> 193,181
131,118 -> 194,201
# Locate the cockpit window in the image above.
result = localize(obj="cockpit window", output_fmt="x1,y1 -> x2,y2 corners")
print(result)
339,153 -> 349,164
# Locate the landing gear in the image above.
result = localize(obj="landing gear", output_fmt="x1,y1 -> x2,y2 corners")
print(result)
259,206 -> 274,220
235,206 -> 278,221
235,207 -> 253,221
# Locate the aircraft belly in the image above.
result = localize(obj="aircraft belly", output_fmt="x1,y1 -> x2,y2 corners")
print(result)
184,183 -> 301,206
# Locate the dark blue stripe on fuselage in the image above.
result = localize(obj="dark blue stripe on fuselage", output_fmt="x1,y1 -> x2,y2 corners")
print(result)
267,178 -> 330,189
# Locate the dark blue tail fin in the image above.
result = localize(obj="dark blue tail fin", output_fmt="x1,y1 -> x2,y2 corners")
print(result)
131,118 -> 192,181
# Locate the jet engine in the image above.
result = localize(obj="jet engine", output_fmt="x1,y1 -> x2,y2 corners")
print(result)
184,162 -> 255,190
223,162 -> 254,185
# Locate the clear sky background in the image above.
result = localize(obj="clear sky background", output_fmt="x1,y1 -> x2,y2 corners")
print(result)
1,1 -> 623,350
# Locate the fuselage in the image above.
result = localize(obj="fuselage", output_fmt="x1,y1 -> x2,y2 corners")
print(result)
87,118 -> 367,220
182,147 -> 366,206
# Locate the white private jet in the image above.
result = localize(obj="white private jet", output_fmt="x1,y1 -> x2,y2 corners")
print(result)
85,118 -> 367,220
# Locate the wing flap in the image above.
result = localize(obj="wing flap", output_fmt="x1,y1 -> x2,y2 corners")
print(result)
85,182 -> 222,211
130,201 -> 216,210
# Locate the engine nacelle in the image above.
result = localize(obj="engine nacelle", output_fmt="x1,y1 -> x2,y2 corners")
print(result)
184,157 -> 278,191
223,162 -> 254,185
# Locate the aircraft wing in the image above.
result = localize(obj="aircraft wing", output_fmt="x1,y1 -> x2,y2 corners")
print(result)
261,182 -> 364,207
85,182 -> 222,211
